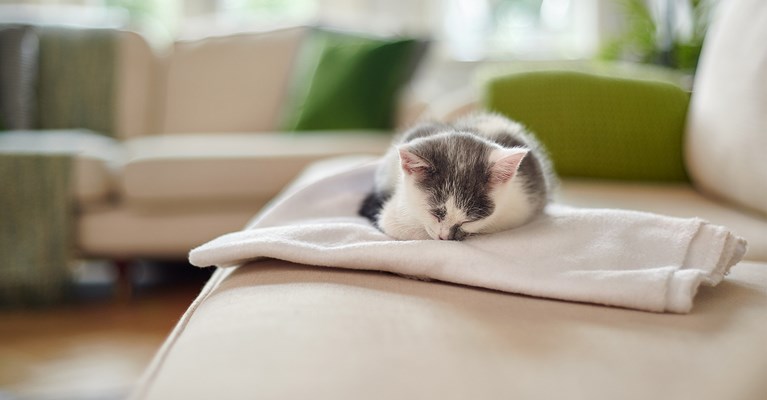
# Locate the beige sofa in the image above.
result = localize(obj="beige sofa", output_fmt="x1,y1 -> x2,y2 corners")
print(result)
131,2 -> 767,399
2,26 -> 405,261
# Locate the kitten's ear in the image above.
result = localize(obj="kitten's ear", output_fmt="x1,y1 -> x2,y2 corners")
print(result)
489,148 -> 529,185
399,147 -> 431,177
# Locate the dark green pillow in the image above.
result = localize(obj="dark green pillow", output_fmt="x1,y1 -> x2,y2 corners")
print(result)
484,70 -> 690,181
282,29 -> 427,131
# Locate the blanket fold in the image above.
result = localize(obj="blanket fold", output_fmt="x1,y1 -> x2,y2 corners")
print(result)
189,162 -> 747,313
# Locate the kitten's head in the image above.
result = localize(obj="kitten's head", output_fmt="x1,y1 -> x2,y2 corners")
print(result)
398,132 -> 528,240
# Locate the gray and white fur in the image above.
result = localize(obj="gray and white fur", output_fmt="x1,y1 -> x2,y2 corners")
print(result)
359,112 -> 557,240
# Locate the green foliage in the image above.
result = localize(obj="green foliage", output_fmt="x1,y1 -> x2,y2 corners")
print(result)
600,0 -> 715,72
104,0 -> 155,23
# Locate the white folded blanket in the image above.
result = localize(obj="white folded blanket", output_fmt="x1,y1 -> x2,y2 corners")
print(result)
189,161 -> 747,313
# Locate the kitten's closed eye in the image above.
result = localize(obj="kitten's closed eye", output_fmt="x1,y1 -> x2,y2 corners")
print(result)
430,207 -> 446,221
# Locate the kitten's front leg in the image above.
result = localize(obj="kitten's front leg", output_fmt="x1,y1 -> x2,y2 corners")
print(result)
377,196 -> 431,241
391,226 -> 432,241
380,217 -> 432,241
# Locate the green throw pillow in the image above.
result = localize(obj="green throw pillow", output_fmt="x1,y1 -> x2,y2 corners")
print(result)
484,70 -> 690,181
282,29 -> 426,131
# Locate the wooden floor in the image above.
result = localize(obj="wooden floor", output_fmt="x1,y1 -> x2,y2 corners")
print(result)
0,265 -> 208,400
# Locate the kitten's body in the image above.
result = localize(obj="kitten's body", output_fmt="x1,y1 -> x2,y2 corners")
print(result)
360,113 -> 557,240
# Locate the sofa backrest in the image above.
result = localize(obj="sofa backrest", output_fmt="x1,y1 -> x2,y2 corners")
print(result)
3,24 -> 427,138
160,27 -> 306,134
115,30 -> 161,139
685,0 -> 767,217
0,24 -> 160,140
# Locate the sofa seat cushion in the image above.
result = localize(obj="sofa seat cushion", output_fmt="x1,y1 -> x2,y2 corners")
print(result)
134,259 -> 767,400
0,130 -> 122,204
121,132 -> 391,207
78,205 -> 264,259
558,180 -> 767,262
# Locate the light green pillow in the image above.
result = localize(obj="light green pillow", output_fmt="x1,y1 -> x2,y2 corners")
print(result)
484,70 -> 690,181
282,29 -> 426,131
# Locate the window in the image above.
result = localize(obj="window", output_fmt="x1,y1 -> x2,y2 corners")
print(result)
443,0 -> 600,61
4,0 -> 601,60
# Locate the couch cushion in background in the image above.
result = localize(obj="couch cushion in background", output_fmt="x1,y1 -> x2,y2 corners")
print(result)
0,130 -> 123,205
282,28 -> 428,131
114,30 -> 161,139
79,155 -> 379,259
121,132 -> 391,207
0,24 -> 38,130
484,71 -> 690,182
161,27 -> 306,134
685,0 -> 767,216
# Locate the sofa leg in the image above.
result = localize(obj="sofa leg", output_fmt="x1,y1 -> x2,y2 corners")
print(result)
114,259 -> 133,301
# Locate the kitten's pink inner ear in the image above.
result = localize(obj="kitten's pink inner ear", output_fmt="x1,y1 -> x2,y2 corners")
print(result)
490,148 -> 529,184
399,148 -> 430,176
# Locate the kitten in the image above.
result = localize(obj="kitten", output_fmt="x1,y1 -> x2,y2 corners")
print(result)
359,112 -> 557,241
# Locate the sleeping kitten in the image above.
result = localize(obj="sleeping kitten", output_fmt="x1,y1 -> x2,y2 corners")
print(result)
359,112 -> 557,240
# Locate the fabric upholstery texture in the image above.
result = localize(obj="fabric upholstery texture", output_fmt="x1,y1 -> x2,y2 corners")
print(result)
282,28 -> 427,131
685,0 -> 767,216
161,27 -> 306,134
121,132 -> 390,207
0,153 -> 72,306
0,24 -> 38,130
78,206 -> 263,259
484,70 -> 690,181
78,156 -> 378,258
114,30 -> 160,139
133,259 -> 767,400
36,26 -> 117,136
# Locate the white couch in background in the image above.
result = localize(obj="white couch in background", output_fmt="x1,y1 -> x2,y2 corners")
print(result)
2,26 -> 400,260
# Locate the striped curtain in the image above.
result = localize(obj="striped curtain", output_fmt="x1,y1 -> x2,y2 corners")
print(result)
0,153 -> 74,307
0,24 -> 39,130
36,26 -> 117,137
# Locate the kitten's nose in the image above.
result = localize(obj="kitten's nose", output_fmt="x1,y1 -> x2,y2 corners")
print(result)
438,225 -> 465,241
